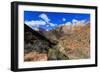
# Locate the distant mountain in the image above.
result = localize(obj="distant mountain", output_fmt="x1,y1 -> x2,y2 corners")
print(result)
49,21 -> 89,38
55,23 -> 90,59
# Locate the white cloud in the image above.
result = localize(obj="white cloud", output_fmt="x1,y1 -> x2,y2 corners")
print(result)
72,19 -> 78,23
39,13 -> 50,22
25,20 -> 46,27
80,20 -> 86,23
46,25 -> 49,27
65,22 -> 72,25
72,19 -> 88,25
45,23 -> 56,27
62,18 -> 66,21
39,13 -> 57,27
33,28 -> 39,31
49,23 -> 56,26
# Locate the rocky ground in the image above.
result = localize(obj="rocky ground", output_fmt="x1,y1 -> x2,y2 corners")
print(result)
24,23 -> 90,61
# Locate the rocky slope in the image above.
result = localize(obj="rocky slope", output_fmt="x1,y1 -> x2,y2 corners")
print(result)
24,22 -> 90,61
24,24 -> 55,61
49,23 -> 90,59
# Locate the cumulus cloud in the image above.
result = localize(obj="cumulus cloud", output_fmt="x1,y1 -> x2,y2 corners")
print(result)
80,20 -> 86,23
65,22 -> 72,25
72,19 -> 87,25
39,13 -> 50,22
25,20 -> 46,28
49,23 -> 56,26
25,19 -> 56,31
62,18 -> 66,22
39,13 -> 57,27
72,19 -> 78,23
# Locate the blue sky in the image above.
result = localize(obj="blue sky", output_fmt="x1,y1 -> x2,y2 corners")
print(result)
24,11 -> 90,31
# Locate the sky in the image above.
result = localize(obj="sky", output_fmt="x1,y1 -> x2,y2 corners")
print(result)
24,11 -> 90,31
